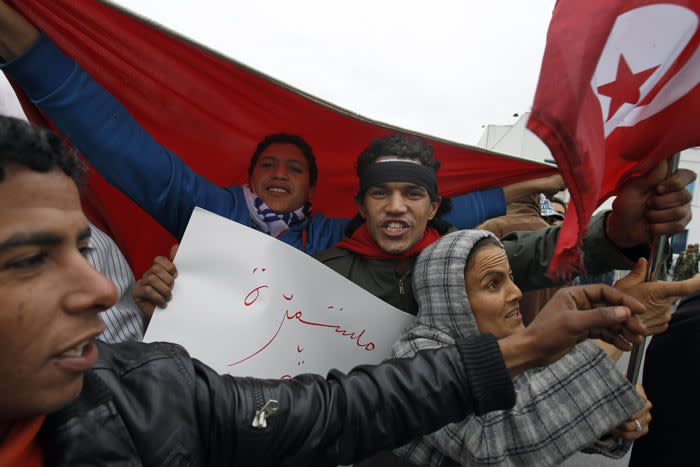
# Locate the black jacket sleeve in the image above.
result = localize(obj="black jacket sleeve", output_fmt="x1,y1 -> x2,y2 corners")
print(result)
193,333 -> 514,466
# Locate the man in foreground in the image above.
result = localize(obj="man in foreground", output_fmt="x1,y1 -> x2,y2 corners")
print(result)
0,116 -> 649,466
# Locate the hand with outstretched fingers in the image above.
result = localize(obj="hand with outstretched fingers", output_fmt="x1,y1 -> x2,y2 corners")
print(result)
614,257 -> 700,335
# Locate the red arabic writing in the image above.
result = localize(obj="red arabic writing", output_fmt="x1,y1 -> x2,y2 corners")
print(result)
228,309 -> 376,367
244,285 -> 269,306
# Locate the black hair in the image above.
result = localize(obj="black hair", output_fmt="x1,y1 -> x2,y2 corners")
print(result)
248,133 -> 318,188
0,116 -> 85,186
465,236 -> 504,274
346,133 -> 452,236
355,133 -> 440,195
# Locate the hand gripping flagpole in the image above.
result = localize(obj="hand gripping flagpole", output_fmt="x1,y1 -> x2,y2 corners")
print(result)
626,153 -> 681,384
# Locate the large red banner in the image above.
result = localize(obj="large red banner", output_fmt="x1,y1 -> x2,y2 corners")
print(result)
8,0 -> 553,276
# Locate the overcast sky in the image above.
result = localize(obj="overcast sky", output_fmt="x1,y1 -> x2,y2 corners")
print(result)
1,0 -> 558,145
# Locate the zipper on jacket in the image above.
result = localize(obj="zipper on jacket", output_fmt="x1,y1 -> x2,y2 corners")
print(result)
251,379 -> 279,429
398,276 -> 406,295
252,399 -> 279,429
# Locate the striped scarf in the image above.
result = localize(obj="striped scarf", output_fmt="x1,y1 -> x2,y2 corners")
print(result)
242,184 -> 310,237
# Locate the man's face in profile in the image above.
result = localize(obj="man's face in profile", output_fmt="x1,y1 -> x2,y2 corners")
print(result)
0,165 -> 117,423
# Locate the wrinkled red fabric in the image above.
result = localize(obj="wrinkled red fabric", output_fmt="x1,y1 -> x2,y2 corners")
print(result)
528,0 -> 700,279
8,0 -> 554,277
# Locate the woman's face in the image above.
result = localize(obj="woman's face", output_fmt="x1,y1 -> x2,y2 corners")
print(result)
465,244 -> 524,339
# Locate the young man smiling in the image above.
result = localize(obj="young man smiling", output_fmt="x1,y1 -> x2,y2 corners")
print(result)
356,157 -> 441,256
0,115 -> 652,466
246,139 -> 316,216
314,135 -> 449,315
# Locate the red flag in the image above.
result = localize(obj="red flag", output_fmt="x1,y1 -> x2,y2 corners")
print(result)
528,0 -> 700,278
8,0 -> 554,277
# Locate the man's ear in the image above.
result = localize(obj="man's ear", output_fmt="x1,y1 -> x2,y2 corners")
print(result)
308,184 -> 316,200
427,196 -> 442,220
354,195 -> 367,219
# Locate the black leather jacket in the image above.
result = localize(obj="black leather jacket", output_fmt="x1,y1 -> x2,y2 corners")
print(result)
39,337 -> 514,466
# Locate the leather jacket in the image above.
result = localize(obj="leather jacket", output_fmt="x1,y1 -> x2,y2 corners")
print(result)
39,337 -> 514,466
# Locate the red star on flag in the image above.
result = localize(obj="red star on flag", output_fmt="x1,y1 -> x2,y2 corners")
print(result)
597,54 -> 659,120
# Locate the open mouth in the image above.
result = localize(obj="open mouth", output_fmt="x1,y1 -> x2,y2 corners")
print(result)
61,341 -> 89,357
382,221 -> 409,236
53,338 -> 100,372
505,309 -> 521,320
266,186 -> 290,194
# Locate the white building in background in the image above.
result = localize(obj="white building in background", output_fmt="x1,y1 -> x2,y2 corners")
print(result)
476,112 -> 700,249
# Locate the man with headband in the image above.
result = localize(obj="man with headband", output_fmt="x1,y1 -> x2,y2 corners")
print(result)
315,133 -> 696,317
317,134 -> 581,317
314,134 -> 446,316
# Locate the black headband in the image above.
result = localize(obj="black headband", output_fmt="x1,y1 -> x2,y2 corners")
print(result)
359,160 -> 439,200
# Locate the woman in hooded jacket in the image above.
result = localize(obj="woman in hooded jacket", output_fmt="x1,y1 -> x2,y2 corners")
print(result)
392,229 -> 650,467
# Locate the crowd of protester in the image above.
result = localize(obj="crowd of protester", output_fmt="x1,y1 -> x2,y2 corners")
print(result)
1,1 -> 699,465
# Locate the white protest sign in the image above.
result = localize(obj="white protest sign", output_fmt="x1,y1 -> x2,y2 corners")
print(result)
144,207 -> 415,379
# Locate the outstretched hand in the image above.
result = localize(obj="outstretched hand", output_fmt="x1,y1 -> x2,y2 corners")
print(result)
614,257 -> 700,335
134,243 -> 179,319
606,159 -> 695,248
499,284 -> 647,376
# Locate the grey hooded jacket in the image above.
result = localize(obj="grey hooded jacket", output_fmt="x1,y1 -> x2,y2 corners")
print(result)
391,230 -> 644,467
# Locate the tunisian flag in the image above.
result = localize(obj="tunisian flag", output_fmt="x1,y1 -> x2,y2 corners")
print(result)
6,0 -> 553,277
528,0 -> 700,278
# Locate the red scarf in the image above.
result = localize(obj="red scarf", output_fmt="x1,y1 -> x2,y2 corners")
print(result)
335,224 -> 443,259
0,416 -> 45,467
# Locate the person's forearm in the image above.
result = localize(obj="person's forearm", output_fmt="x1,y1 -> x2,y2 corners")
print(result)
498,331 -> 537,377
0,2 -> 39,61
502,174 -> 564,203
230,341 -> 515,466
1,32 -> 235,240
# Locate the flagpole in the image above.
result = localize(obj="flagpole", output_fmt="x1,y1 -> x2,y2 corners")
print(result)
626,152 -> 681,384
